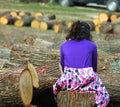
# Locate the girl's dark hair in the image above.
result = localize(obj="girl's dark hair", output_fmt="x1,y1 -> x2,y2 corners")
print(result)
66,20 -> 92,41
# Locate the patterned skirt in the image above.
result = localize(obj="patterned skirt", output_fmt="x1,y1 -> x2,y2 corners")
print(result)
53,67 -> 110,107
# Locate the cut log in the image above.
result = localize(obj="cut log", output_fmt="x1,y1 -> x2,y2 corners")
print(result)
99,72 -> 120,103
18,11 -> 31,17
10,11 -> 19,18
111,17 -> 120,24
0,70 -> 23,107
98,12 -> 109,23
86,21 -> 95,31
112,24 -> 120,34
67,21 -> 74,28
31,19 -> 41,29
93,17 -> 100,26
57,91 -> 95,107
0,11 -> 10,17
0,62 -> 120,107
100,21 -> 113,34
48,14 -> 56,20
53,21 -> 68,33
0,15 -> 18,25
27,61 -> 39,88
95,24 -> 101,34
40,21 -> 55,30
53,23 -> 67,33
36,15 -> 49,22
19,69 -> 33,107
110,13 -> 120,22
14,15 -> 34,27
110,14 -> 118,22
0,62 -> 61,107
34,12 -> 43,19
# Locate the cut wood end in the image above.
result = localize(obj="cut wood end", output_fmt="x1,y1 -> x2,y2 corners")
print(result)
19,69 -> 33,106
99,12 -> 109,23
34,12 -> 43,19
10,11 -> 18,17
27,61 -> 40,88
40,22 -> 48,30
93,18 -> 100,26
0,17 -> 9,25
67,21 -> 73,28
14,19 -> 24,27
31,20 -> 40,29
53,24 -> 61,33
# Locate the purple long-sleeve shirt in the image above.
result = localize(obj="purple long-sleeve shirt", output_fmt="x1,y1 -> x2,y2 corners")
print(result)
60,39 -> 98,72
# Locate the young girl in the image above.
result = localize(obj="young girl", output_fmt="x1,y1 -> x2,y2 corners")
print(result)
53,20 -> 110,107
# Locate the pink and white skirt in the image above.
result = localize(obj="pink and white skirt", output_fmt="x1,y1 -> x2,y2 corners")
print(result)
53,67 -> 110,107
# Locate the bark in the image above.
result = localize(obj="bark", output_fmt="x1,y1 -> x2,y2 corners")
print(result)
18,11 -> 31,17
0,63 -> 60,107
48,14 -> 56,20
0,62 -> 120,107
40,20 -> 57,30
53,20 -> 68,33
98,72 -> 120,101
0,11 -> 10,17
0,15 -> 18,25
14,15 -> 34,27
100,21 -> 113,34
0,70 -> 23,107
86,21 -> 95,31
112,24 -> 120,34
0,48 -> 11,60
10,11 -> 19,17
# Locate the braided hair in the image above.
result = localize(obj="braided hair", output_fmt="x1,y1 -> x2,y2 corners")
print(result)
66,20 -> 92,41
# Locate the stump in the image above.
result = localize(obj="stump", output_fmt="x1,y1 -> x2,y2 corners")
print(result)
57,91 -> 95,107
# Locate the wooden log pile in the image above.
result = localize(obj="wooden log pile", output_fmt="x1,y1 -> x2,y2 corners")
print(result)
0,10 -> 95,33
0,44 -> 120,107
93,12 -> 120,37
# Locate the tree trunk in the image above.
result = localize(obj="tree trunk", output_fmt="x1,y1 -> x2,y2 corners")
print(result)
0,63 -> 60,107
0,70 -> 23,107
112,24 -> 120,34
0,62 -> 120,107
86,21 -> 95,31
40,20 -> 56,30
0,11 -> 10,17
14,15 -> 34,27
0,15 -> 18,25
48,14 -> 56,20
100,21 -> 113,34
53,20 -> 68,33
